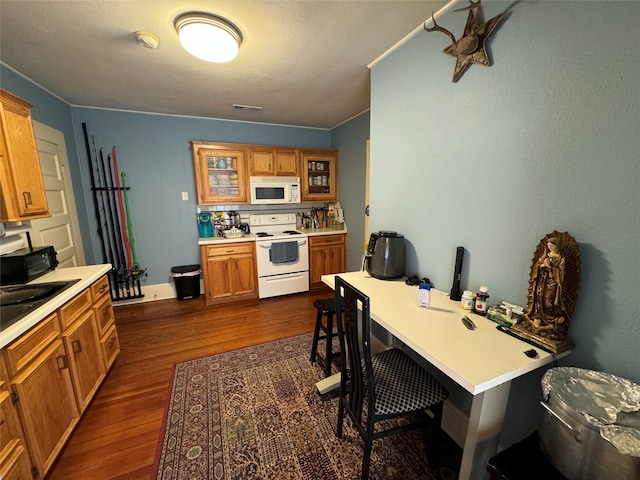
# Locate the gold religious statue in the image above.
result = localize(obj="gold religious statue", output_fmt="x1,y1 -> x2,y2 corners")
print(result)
511,231 -> 580,353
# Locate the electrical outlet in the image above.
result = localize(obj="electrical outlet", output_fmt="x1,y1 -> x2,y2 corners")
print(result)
181,192 -> 189,201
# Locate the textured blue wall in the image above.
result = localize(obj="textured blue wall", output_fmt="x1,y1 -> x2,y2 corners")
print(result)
1,63 -> 332,284
1,65 -> 91,249
71,108 -> 331,283
370,0 -> 640,445
331,112 -> 370,271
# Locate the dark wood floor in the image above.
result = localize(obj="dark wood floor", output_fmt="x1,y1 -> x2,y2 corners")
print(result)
46,287 -> 332,480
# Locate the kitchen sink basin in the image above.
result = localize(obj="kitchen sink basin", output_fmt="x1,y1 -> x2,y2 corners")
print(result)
0,279 -> 80,332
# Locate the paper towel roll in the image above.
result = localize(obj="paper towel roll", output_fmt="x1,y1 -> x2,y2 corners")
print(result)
0,235 -> 25,254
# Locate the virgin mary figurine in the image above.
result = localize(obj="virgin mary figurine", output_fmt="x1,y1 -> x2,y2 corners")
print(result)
512,231 -> 580,353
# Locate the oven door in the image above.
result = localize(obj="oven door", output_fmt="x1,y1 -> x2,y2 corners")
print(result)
255,238 -> 309,276
255,237 -> 309,299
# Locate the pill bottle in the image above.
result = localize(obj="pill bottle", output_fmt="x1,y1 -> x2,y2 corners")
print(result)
418,283 -> 431,308
461,291 -> 474,310
474,286 -> 490,316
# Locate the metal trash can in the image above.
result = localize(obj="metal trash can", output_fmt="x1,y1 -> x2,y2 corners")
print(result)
170,264 -> 201,300
539,367 -> 640,480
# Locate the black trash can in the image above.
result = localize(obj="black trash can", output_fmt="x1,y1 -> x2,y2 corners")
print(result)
170,264 -> 201,300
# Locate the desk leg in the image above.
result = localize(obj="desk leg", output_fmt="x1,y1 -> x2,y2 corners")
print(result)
459,382 -> 511,480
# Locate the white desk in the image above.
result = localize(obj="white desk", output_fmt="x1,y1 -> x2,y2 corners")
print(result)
322,271 -> 570,480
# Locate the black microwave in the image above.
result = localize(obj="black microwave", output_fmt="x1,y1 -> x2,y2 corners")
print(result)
0,246 -> 58,284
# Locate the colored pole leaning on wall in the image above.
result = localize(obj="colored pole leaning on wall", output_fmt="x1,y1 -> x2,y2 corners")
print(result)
112,147 -> 133,271
121,172 -> 139,269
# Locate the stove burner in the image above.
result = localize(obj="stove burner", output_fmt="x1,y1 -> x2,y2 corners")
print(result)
255,232 -> 274,237
282,230 -> 302,235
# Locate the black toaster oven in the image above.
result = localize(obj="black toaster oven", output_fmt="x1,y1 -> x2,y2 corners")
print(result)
0,245 -> 58,284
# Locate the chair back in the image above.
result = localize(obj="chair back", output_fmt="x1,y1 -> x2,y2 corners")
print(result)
335,276 -> 375,423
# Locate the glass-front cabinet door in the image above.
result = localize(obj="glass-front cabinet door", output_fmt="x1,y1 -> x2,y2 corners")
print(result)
192,142 -> 248,204
301,152 -> 337,202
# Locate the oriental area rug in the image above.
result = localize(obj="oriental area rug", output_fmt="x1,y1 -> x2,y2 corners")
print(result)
152,333 -> 461,480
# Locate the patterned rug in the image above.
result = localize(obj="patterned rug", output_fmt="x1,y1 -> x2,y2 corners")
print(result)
152,333 -> 461,480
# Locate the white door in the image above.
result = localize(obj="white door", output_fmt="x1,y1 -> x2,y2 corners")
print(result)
30,121 -> 85,267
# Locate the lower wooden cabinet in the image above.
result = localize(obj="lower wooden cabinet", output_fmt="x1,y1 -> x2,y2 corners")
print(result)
0,358 -> 33,480
91,275 -> 119,371
62,308 -> 105,413
0,274 -> 119,478
201,242 -> 257,305
0,436 -> 32,480
309,234 -> 346,286
4,315 -> 79,478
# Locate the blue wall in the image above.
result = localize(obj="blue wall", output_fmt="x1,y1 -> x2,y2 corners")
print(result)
370,0 -> 640,445
1,66 -> 91,250
1,62 -> 334,285
70,109 -> 331,283
332,112 -> 370,270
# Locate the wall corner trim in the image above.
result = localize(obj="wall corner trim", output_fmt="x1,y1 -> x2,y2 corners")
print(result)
368,0 -> 459,69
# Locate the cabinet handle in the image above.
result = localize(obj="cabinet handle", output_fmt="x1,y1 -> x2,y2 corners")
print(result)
72,340 -> 83,353
101,304 -> 111,315
22,191 -> 33,206
99,284 -> 109,294
107,335 -> 117,347
57,355 -> 69,370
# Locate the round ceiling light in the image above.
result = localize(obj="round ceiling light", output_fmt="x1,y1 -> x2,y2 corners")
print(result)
174,13 -> 242,63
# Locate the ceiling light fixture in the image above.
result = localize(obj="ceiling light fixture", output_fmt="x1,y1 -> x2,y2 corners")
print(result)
174,12 -> 242,63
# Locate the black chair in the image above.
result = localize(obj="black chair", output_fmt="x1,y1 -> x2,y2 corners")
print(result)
310,298 -> 340,377
334,276 -> 449,480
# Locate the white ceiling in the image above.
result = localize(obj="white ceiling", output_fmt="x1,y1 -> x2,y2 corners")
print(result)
0,0 -> 447,129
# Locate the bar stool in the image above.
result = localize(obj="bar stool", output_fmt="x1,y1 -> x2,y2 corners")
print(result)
310,298 -> 340,377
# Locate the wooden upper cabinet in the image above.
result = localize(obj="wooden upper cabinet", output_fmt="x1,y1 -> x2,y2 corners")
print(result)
192,142 -> 248,205
301,151 -> 338,202
248,148 -> 299,177
191,141 -> 338,204
0,88 -> 50,221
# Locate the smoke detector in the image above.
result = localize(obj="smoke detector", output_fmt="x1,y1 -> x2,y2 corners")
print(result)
135,31 -> 160,49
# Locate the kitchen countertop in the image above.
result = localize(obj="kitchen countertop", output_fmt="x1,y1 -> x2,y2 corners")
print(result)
198,227 -> 346,245
300,227 -> 347,236
0,264 -> 112,349
198,233 -> 256,245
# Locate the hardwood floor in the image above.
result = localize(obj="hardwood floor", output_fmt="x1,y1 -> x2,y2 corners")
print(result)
45,288 -> 331,480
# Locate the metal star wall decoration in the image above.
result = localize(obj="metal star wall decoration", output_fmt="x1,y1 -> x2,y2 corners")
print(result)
424,0 -> 504,83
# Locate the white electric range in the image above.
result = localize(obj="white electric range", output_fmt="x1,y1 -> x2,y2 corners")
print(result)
248,213 -> 309,299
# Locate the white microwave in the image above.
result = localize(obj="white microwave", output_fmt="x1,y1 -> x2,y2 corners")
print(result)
249,176 -> 301,204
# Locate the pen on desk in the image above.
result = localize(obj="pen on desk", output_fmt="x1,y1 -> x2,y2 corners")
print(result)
462,316 -> 476,330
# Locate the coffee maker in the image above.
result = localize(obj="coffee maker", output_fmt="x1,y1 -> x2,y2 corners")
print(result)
197,212 -> 213,237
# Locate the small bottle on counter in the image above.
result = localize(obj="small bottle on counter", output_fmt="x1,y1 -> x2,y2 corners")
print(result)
418,283 -> 431,308
461,290 -> 474,310
474,286 -> 490,316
